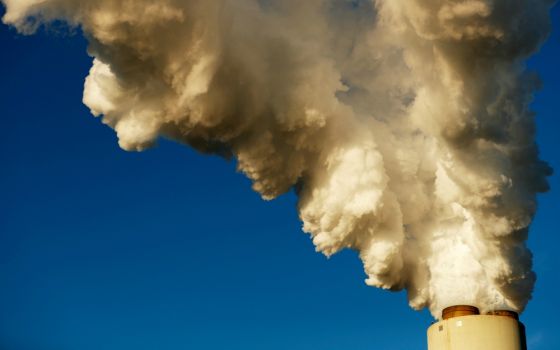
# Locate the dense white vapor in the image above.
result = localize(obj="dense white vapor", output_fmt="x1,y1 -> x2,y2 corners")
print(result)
2,0 -> 553,318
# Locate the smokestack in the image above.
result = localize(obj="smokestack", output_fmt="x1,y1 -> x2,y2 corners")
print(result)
428,306 -> 527,350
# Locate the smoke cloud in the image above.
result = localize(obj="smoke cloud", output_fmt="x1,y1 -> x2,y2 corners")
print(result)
2,0 -> 553,318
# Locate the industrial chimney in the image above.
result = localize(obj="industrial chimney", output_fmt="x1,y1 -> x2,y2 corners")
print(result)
427,306 -> 527,350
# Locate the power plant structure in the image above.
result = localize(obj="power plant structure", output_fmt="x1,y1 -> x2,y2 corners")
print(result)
427,305 -> 527,350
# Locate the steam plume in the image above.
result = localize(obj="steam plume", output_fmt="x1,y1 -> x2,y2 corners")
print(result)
2,0 -> 553,318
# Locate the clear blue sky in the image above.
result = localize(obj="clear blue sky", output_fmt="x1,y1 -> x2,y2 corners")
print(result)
1,5 -> 559,350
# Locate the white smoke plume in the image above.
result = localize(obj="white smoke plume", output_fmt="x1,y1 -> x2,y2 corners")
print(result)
2,0 -> 553,318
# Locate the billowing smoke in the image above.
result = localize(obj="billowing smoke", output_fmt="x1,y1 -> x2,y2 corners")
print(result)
2,0 -> 553,318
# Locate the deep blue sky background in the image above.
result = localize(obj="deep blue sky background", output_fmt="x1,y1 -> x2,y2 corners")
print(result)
0,4 -> 558,350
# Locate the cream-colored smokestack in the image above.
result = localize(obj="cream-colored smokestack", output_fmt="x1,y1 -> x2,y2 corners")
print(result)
427,306 -> 527,350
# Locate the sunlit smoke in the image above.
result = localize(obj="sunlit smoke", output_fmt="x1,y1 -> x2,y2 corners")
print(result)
2,0 -> 553,318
